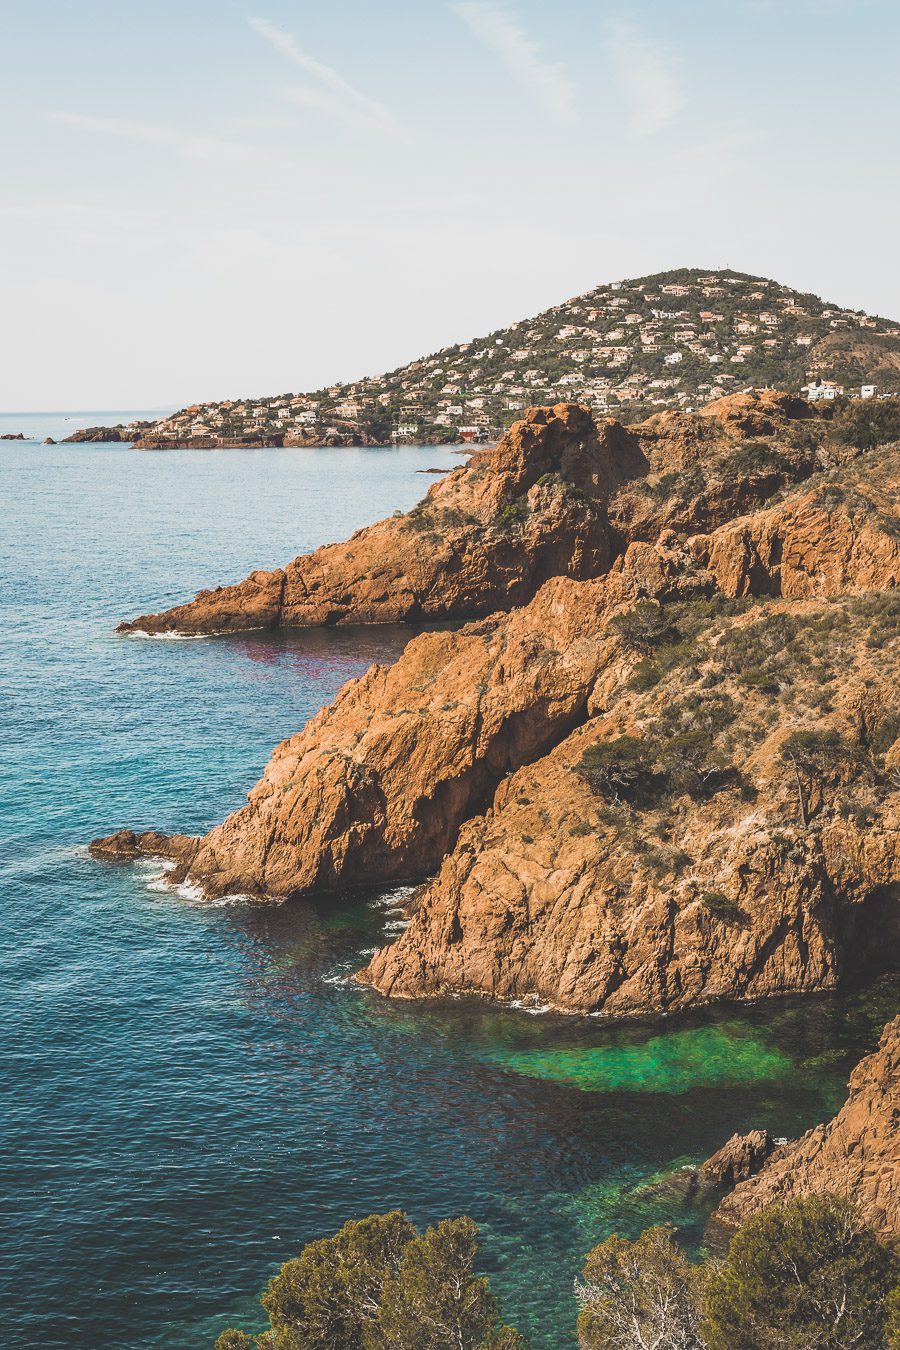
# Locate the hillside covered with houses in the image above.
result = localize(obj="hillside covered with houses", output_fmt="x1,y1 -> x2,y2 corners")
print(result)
83,268 -> 900,448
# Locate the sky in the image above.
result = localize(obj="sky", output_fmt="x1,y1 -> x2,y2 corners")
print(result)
2,0 -> 899,409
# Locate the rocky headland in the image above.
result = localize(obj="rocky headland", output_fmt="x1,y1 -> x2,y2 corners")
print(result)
63,423 -> 152,443
94,391 -> 900,1024
118,390 -> 846,636
118,404 -> 645,633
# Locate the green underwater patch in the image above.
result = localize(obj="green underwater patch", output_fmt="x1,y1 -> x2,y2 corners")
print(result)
487,1023 -> 791,1094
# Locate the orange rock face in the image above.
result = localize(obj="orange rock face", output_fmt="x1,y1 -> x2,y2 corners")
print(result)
93,542 -> 707,898
116,392 -> 834,636
712,1017 -> 900,1240
118,405 -> 645,634
93,394 -> 900,1031
690,447 -> 900,598
359,598 -> 900,1013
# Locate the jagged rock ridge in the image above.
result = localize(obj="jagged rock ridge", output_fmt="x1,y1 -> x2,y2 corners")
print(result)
119,405 -> 643,634
118,390 -> 851,636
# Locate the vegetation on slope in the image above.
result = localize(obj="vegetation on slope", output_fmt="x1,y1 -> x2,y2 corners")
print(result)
123,269 -> 900,446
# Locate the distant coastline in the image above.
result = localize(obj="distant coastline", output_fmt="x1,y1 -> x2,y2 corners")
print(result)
0,408 -> 175,445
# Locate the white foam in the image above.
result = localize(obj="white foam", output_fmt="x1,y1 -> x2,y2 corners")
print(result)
369,884 -> 418,910
507,998 -> 553,1015
125,629 -> 212,640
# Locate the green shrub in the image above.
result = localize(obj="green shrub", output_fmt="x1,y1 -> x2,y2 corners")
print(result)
498,499 -> 529,527
716,441 -> 796,483
828,398 -> 900,451
739,667 -> 779,693
216,1211 -> 524,1350
610,601 -> 676,653
577,1226 -> 708,1349
575,736 -> 655,802
628,659 -> 662,691
700,890 -> 744,923
886,1286 -> 900,1349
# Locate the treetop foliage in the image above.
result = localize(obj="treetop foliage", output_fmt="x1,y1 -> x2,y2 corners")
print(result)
215,1212 -> 524,1350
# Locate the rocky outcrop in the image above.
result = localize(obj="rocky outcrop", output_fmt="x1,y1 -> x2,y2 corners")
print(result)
690,446 -> 900,598
136,433 -> 285,449
117,393 -> 840,637
606,390 -> 828,543
118,405 -> 644,634
359,595 -> 900,1012
91,539 -> 707,897
711,1017 -> 900,1241
88,828 -> 200,866
700,1130 -> 777,1188
63,424 -> 150,443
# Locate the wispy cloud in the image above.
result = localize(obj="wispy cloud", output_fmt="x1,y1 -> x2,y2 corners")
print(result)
604,19 -> 683,137
453,2 -> 577,124
248,16 -> 408,140
46,110 -> 259,165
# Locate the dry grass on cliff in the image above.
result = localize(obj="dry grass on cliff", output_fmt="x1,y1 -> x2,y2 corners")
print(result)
568,590 -> 900,890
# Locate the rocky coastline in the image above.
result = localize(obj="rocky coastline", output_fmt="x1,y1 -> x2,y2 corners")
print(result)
705,1016 -> 900,1241
92,389 -> 900,1234
63,423 -> 152,443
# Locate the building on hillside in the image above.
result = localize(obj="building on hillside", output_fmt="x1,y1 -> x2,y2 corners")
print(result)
860,385 -> 878,399
804,380 -> 845,401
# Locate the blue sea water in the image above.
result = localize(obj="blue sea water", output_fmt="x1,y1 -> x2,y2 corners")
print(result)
1,434 -> 897,1350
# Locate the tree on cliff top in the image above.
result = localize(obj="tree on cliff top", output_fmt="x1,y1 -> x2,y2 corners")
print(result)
780,728 -> 853,827
576,1224 -> 709,1349
705,1194 -> 900,1350
214,1211 -> 525,1350
575,736 -> 655,803
576,1196 -> 900,1350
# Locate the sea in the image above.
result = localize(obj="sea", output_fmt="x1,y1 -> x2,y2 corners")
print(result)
1,413 -> 897,1349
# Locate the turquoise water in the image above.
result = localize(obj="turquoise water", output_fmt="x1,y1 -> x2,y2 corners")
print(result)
1,436 -> 896,1349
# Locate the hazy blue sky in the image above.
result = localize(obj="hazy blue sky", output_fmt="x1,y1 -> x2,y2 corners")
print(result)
2,0 -> 898,408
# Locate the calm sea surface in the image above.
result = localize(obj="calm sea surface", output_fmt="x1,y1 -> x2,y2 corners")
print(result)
1,431 -> 897,1349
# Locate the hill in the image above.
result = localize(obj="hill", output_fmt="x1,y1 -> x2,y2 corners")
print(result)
86,267 -> 900,448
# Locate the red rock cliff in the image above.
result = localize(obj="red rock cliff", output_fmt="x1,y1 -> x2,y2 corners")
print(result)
118,405 -> 646,634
